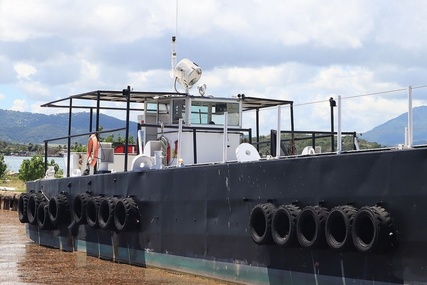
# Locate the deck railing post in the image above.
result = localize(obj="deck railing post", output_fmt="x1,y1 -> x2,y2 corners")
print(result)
223,112 -> 228,163
177,119 -> 183,165
337,95 -> 342,154
329,97 -> 336,152
44,141 -> 48,174
407,85 -> 413,148
276,106 -> 281,159
123,86 -> 131,172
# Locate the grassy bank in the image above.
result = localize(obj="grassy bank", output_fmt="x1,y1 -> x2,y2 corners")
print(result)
1,175 -> 25,192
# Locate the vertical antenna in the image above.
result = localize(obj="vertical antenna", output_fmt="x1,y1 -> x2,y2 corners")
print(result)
171,0 -> 179,89
171,36 -> 177,77
175,0 -> 179,37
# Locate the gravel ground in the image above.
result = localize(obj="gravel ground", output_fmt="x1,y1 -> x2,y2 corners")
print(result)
0,210 -> 235,285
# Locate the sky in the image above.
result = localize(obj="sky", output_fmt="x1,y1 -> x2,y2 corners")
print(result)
1,0 -> 427,135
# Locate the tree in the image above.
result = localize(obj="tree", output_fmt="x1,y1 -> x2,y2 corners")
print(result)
49,159 -> 64,178
73,144 -> 87,152
18,156 -> 64,182
0,155 -> 7,178
19,156 -> 45,182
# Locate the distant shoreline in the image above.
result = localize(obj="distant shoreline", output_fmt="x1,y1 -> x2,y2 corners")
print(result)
4,156 -> 64,173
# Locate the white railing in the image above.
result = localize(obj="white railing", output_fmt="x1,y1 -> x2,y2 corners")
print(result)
407,86 -> 413,148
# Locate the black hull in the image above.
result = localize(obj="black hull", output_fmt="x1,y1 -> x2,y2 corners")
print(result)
25,147 -> 427,284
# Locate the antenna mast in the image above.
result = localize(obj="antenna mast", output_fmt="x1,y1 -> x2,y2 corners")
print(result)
171,0 -> 178,89
171,36 -> 177,77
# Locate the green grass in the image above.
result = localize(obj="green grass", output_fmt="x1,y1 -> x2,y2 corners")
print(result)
1,174 -> 26,192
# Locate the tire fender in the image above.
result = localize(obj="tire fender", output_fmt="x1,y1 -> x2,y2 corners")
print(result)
249,203 -> 276,245
296,205 -> 329,248
271,204 -> 301,246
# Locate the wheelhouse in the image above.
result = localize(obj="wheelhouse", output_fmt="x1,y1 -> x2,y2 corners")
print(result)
41,90 -> 294,176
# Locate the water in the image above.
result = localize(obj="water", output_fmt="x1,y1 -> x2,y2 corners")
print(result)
3,156 -> 65,173
0,210 -> 231,285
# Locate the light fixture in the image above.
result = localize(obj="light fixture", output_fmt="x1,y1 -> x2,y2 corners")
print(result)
174,58 -> 202,92
198,84 -> 207,96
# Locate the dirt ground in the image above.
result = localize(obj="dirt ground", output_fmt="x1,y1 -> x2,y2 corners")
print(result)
0,210 -> 235,285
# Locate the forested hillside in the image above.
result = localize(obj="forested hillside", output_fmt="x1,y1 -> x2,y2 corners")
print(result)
0,109 -> 138,144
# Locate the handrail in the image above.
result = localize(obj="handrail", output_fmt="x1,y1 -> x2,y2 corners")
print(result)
43,127 -> 127,177
263,130 -> 357,156
140,123 -> 252,164
44,123 -> 253,176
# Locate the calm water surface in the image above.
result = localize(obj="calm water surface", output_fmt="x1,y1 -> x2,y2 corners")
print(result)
0,210 -> 232,285
4,156 -> 64,173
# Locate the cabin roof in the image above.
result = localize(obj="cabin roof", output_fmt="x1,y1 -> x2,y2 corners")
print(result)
238,95 -> 293,111
41,90 -> 293,111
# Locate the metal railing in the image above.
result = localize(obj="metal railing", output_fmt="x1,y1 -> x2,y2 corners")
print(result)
140,123 -> 252,164
43,127 -> 127,177
44,123 -> 253,176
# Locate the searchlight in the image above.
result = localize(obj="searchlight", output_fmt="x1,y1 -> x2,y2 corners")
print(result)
174,58 -> 202,93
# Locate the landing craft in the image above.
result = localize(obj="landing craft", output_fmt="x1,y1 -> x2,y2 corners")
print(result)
19,58 -> 427,284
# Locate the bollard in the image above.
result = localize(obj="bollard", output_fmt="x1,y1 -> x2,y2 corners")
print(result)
3,196 -> 10,210
11,194 -> 19,211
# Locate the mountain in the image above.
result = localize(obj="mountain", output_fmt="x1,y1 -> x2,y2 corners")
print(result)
0,109 -> 138,144
1,106 -> 425,147
362,106 -> 427,146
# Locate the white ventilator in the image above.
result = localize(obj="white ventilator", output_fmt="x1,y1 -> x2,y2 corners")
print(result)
301,146 -> 316,155
131,155 -> 153,171
236,143 -> 261,162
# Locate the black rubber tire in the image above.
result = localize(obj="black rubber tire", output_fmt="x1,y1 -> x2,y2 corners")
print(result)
86,196 -> 102,228
98,197 -> 118,230
271,204 -> 301,246
73,193 -> 92,224
351,206 -> 395,253
48,194 -> 70,226
325,205 -> 357,250
18,193 -> 30,223
37,202 -> 54,230
27,193 -> 47,225
114,198 -> 140,231
296,205 -> 329,248
249,203 -> 276,245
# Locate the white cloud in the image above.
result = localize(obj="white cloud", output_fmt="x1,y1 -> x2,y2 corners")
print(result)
10,99 -> 28,111
80,59 -> 100,83
128,69 -> 171,90
14,62 -> 37,80
374,1 -> 427,50
228,0 -> 375,49
1,0 -> 427,140
17,82 -> 50,101
0,1 -> 176,42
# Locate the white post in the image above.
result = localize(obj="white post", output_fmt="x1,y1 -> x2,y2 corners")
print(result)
177,118 -> 183,165
223,112 -> 228,163
337,95 -> 342,154
407,86 -> 413,148
276,106 -> 281,159
137,129 -> 144,154
404,127 -> 408,146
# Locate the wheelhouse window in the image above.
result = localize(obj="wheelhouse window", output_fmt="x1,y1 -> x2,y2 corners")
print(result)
146,102 -> 171,124
190,100 -> 240,126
